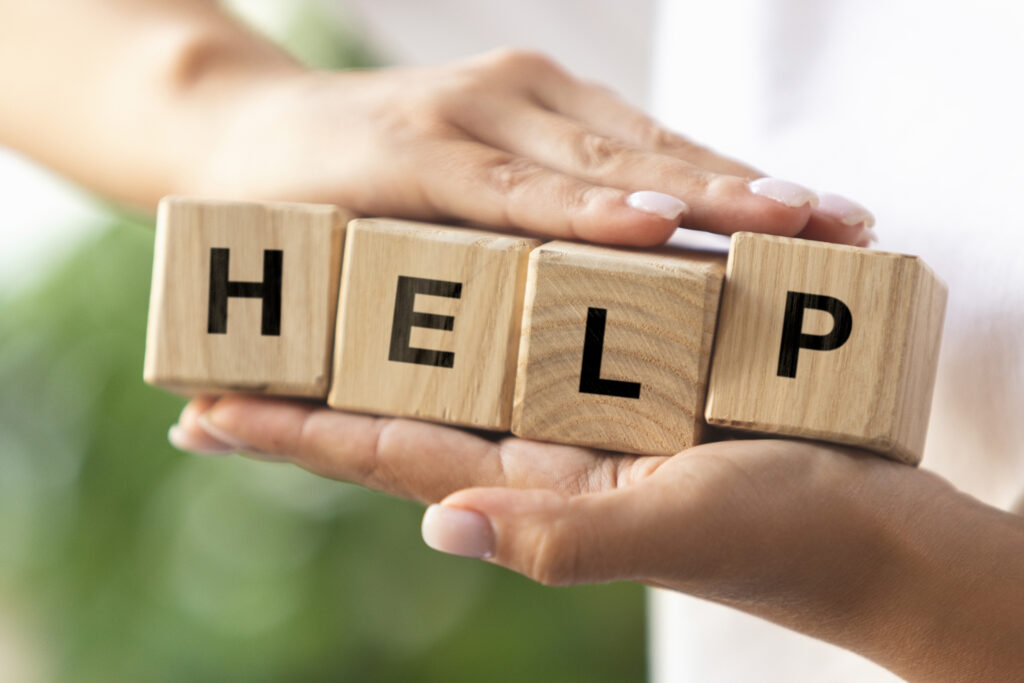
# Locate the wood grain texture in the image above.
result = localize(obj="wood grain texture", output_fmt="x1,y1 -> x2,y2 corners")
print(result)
705,232 -> 947,464
144,197 -> 349,397
511,241 -> 725,455
327,219 -> 539,430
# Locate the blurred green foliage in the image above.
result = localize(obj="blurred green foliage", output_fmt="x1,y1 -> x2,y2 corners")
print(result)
0,2 -> 645,681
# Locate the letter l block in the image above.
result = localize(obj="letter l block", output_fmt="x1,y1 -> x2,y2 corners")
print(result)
144,198 -> 350,397
705,232 -> 947,464
327,219 -> 539,430
511,241 -> 725,455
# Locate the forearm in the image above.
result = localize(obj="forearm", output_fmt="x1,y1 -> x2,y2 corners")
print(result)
700,464 -> 1024,681
0,0 -> 302,208
769,478 -> 1024,681
871,492 -> 1024,681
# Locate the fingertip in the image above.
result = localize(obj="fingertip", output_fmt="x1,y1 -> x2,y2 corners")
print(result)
748,177 -> 819,209
575,190 -> 679,246
626,190 -> 688,222
167,422 -> 236,455
797,212 -> 870,246
421,504 -> 496,558
169,395 -> 241,454
855,228 -> 879,249
197,412 -> 253,452
815,192 -> 875,228
178,394 -> 219,428
202,394 -> 283,429
685,175 -> 815,238
743,200 -> 815,238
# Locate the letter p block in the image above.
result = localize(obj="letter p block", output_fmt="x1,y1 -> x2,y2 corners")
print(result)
327,219 -> 538,430
705,233 -> 947,464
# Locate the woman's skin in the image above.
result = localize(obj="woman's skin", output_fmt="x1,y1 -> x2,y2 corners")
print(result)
0,0 -> 873,246
171,395 -> 1024,682
4,1 -> 1021,681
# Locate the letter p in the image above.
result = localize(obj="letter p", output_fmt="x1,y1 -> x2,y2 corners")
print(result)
777,291 -> 853,378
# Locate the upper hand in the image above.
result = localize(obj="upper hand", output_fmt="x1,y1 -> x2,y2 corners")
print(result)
189,49 -> 873,246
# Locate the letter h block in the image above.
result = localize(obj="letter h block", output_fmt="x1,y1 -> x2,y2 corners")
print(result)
511,241 -> 725,455
327,219 -> 539,430
144,198 -> 349,397
705,233 -> 947,464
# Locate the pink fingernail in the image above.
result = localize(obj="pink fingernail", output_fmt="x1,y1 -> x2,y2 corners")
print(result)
167,423 -> 235,455
816,192 -> 876,227
422,504 -> 495,558
749,177 -> 819,208
627,191 -> 688,221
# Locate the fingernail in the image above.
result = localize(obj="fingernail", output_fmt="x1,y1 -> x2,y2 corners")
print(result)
167,423 -> 235,455
815,192 -> 876,227
864,228 -> 879,244
749,177 -> 819,208
237,451 -> 290,463
626,191 -> 688,221
197,413 -> 253,452
422,504 -> 495,558
198,413 -> 286,462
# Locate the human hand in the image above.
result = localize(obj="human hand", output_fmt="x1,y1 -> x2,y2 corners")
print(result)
189,49 -> 874,246
168,395 -> 916,597
170,396 -> 1024,681
166,394 -> 997,674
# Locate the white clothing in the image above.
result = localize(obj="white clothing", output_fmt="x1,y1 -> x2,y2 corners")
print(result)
650,1 -> 1024,680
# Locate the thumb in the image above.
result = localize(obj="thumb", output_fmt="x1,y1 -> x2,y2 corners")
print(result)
420,486 -> 662,586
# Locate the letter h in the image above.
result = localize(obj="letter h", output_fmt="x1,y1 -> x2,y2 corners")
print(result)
207,247 -> 283,336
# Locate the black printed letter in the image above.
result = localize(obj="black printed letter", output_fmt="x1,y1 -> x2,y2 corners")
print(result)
388,276 -> 462,368
207,248 -> 283,336
777,291 -> 853,378
578,307 -> 642,399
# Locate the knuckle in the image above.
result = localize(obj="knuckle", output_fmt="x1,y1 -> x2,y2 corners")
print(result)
484,156 -> 544,196
631,116 -> 685,150
650,126 -> 685,150
573,133 -> 627,174
353,417 -> 393,490
562,183 -> 602,214
375,95 -> 453,141
685,169 -> 714,197
528,520 -> 580,587
483,47 -> 559,77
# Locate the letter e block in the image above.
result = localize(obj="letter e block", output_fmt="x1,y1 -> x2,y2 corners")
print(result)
705,233 -> 947,464
327,219 -> 539,430
511,242 -> 725,455
144,198 -> 349,397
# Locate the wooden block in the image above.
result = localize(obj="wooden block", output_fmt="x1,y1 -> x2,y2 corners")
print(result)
327,219 -> 539,430
705,232 -> 947,464
144,197 -> 349,398
511,241 -> 726,455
